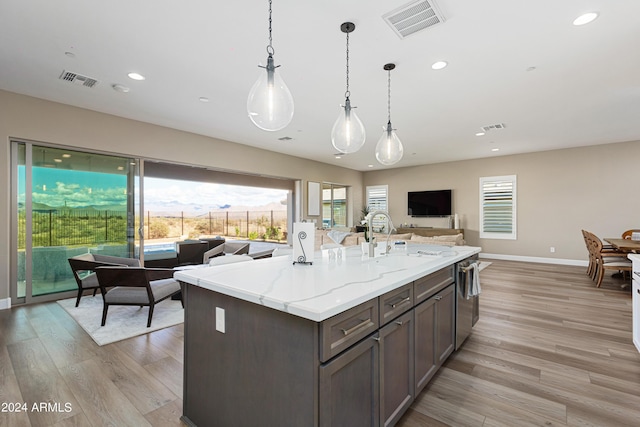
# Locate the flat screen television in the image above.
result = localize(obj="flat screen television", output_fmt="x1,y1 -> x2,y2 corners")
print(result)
408,190 -> 452,217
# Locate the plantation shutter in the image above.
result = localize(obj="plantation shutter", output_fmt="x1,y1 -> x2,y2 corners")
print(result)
366,185 -> 388,231
480,176 -> 516,239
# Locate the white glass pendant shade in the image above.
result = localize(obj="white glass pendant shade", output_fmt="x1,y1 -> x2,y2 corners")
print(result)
247,55 -> 294,131
331,98 -> 366,154
375,122 -> 404,165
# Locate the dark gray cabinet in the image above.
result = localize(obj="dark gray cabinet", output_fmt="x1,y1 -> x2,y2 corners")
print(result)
414,295 -> 437,393
435,284 -> 455,364
379,283 -> 413,325
319,334 -> 380,427
379,310 -> 414,427
414,283 -> 455,394
320,299 -> 379,363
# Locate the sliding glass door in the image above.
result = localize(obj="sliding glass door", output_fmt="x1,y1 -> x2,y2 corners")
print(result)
11,141 -> 141,305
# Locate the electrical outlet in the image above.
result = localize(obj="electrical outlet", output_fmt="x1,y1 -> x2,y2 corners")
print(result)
550,247 -> 556,253
216,307 -> 225,333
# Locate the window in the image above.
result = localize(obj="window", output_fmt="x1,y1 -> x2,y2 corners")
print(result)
322,183 -> 347,228
366,185 -> 388,231
480,175 -> 516,240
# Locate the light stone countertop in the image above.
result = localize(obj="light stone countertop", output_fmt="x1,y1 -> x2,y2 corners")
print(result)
175,244 -> 481,322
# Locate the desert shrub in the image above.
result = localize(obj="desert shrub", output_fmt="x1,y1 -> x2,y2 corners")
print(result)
148,221 -> 170,239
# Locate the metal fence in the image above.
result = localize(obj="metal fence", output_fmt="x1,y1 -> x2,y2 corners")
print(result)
19,209 -> 128,248
146,210 -> 288,241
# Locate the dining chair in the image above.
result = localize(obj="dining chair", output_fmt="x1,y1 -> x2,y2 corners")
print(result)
622,229 -> 640,240
94,266 -> 182,327
586,232 -> 631,287
583,230 -> 609,280
581,230 -> 596,278
583,231 -> 621,281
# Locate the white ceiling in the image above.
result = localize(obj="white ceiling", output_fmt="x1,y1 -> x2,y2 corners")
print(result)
1,0 -> 639,171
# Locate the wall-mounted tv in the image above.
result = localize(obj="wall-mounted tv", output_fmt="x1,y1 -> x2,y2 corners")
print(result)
408,190 -> 452,217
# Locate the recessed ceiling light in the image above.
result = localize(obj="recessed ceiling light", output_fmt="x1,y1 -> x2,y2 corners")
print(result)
127,72 -> 145,81
431,61 -> 448,70
335,155 -> 342,159
491,148 -> 500,152
54,158 -> 62,162
368,164 -> 374,168
199,97 -> 209,103
573,12 -> 598,26
62,153 -> 71,158
475,132 -> 485,137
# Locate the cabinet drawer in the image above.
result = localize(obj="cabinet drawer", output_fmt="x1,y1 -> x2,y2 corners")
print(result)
379,283 -> 413,326
320,299 -> 379,362
414,265 -> 454,304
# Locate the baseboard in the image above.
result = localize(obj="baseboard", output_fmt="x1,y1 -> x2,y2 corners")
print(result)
479,253 -> 588,267
0,298 -> 11,310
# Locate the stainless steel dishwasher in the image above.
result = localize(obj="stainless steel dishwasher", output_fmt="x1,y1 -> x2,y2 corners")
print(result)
455,254 -> 480,350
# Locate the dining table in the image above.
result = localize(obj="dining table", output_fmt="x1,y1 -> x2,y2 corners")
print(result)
604,238 -> 640,253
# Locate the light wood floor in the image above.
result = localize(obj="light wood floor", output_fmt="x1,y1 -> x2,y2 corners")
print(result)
1,260 -> 638,426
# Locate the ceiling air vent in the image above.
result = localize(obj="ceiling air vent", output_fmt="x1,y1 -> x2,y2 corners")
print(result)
59,70 -> 99,88
383,0 -> 446,39
481,123 -> 507,132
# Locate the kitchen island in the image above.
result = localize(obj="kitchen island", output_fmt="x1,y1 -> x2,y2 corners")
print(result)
175,243 -> 481,427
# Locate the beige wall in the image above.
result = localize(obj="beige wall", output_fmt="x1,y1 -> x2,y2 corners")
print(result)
363,140 -> 640,262
0,90 -> 364,302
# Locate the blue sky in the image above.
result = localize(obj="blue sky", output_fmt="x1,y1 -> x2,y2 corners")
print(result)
24,167 -> 126,208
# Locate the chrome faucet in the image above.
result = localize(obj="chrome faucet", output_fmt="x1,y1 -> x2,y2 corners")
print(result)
365,210 -> 395,257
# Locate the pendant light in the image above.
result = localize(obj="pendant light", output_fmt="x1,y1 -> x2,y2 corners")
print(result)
331,22 -> 366,154
375,63 -> 404,165
247,0 -> 294,131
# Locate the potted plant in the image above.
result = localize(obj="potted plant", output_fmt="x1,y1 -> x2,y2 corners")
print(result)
356,206 -> 370,233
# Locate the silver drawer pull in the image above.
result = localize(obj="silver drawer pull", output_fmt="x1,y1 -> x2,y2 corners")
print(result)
372,336 -> 380,342
340,318 -> 372,336
395,320 -> 404,326
389,296 -> 411,309
434,295 -> 442,301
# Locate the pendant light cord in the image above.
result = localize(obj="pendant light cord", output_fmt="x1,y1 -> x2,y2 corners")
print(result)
344,30 -> 350,99
387,68 -> 391,123
267,0 -> 274,56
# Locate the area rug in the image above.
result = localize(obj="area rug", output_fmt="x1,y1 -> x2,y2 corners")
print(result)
57,295 -> 184,346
